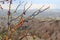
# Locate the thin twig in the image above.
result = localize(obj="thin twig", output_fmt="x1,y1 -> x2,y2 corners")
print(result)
13,1 -> 24,13
29,6 -> 50,19
10,3 -> 32,22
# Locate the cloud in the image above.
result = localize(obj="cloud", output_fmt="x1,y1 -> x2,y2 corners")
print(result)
25,3 -> 55,9
1,3 -> 18,9
0,3 -> 56,9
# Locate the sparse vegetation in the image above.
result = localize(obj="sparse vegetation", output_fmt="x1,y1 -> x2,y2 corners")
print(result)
2,0 -> 60,40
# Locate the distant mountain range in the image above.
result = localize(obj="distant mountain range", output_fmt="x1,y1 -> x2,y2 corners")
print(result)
0,9 -> 60,18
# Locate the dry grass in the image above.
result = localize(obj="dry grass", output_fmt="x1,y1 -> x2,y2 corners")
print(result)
0,18 -> 60,40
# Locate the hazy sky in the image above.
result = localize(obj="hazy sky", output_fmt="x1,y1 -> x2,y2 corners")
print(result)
0,0 -> 60,9
14,0 -> 60,9
0,0 -> 60,17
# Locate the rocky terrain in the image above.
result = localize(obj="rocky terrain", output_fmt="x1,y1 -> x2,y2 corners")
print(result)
0,18 -> 60,40
22,18 -> 60,40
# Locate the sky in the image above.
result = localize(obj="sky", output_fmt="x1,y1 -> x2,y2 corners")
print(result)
0,0 -> 60,9
16,0 -> 60,9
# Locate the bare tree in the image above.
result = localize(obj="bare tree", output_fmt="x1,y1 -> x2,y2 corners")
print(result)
0,0 -> 50,40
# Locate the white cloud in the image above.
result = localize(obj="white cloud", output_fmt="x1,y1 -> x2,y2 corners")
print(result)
1,3 -> 18,9
25,3 -> 41,9
0,3 -> 55,9
25,3 -> 56,9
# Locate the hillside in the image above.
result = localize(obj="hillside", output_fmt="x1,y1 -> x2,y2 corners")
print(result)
0,18 -> 60,40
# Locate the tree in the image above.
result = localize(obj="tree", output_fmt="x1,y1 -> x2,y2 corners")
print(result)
0,0 -> 50,40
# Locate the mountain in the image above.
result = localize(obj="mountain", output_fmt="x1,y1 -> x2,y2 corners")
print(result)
0,9 -> 60,18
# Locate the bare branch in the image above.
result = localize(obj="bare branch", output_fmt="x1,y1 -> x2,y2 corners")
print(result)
32,5 -> 44,14
24,3 -> 32,13
24,2 -> 27,10
10,2 -> 28,22
10,3 -> 32,22
13,1 -> 24,13
40,6 -> 50,12
27,5 -> 44,19
29,5 -> 50,19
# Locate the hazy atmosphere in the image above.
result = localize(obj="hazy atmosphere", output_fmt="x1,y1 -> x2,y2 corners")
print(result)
0,0 -> 60,40
0,0 -> 60,19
